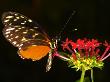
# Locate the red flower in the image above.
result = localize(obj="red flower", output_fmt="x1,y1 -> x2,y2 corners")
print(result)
91,39 -> 101,49
61,38 -> 110,61
70,41 -> 77,49
85,40 -> 92,50
61,38 -> 71,51
76,39 -> 85,50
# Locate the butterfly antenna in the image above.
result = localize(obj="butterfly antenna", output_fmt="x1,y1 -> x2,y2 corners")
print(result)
58,10 -> 76,40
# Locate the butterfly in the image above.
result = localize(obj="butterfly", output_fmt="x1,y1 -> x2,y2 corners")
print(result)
2,11 -> 58,71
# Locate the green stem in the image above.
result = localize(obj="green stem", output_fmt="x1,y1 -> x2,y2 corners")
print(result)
80,68 -> 86,82
91,69 -> 94,82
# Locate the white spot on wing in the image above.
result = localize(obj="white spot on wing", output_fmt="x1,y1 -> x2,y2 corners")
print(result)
15,26 -> 20,27
8,39 -> 11,41
4,20 -> 9,22
34,27 -> 38,29
6,28 -> 15,31
14,19 -> 17,21
13,41 -> 17,45
21,22 -> 25,25
15,30 -> 19,32
10,34 -> 13,36
19,44 -> 23,47
21,37 -> 27,41
28,19 -> 32,22
20,16 -> 24,18
15,13 -> 18,16
6,35 -> 9,37
15,36 -> 19,38
23,31 -> 27,34
35,33 -> 39,36
9,23 -> 12,25
30,29 -> 34,31
32,33 -> 39,38
10,38 -> 13,40
16,17 -> 20,19
18,28 -> 22,30
6,16 -> 13,18
22,27 -> 25,29
5,31 -> 10,34
16,44 -> 19,47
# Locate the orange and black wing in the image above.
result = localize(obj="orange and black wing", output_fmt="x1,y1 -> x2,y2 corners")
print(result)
2,11 -> 51,61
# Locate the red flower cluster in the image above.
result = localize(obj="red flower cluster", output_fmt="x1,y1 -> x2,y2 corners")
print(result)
61,38 -> 110,61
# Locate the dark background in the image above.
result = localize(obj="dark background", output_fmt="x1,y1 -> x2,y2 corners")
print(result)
0,0 -> 110,82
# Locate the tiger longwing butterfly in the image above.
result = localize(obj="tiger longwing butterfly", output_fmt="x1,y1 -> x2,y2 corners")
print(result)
2,11 -> 56,71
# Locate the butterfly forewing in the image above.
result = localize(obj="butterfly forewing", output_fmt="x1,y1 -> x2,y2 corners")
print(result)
2,12 -> 51,61
2,12 -> 50,46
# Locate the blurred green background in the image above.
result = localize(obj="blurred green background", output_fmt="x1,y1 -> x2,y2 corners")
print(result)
0,0 -> 110,82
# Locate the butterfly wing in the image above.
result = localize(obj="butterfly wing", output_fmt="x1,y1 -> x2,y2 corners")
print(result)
2,11 -> 51,61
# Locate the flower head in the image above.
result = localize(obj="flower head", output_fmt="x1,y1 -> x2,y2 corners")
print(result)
61,38 -> 110,71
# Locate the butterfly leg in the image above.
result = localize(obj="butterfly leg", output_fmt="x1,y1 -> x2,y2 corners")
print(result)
46,49 -> 53,72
